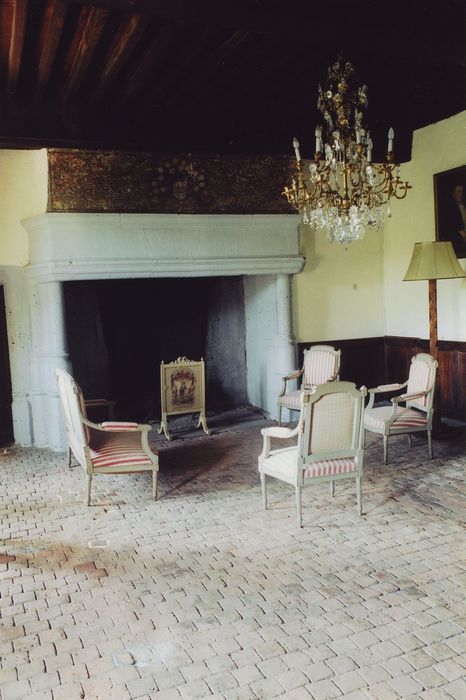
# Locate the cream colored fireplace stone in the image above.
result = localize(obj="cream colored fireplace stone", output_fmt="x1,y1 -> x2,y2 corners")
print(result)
3,213 -> 304,449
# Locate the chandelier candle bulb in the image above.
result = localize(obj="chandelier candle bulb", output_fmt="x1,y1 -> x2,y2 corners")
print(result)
315,126 -> 322,152
293,137 -> 301,162
282,58 -> 410,243
388,127 -> 394,152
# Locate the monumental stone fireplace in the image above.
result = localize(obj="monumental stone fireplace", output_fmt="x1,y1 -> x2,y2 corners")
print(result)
5,212 -> 303,449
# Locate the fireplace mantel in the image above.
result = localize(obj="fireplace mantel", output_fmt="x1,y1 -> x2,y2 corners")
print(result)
23,213 -> 303,280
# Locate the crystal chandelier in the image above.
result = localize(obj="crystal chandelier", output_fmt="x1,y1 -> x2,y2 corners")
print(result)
282,58 -> 411,243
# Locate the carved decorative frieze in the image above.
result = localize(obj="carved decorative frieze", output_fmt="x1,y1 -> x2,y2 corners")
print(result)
47,148 -> 295,214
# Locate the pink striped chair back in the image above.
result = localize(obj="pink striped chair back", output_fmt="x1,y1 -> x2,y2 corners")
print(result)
302,345 -> 340,387
406,353 -> 436,410
56,369 -> 89,466
299,382 -> 366,465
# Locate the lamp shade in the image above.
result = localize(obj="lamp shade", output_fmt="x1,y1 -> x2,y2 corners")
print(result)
403,241 -> 466,281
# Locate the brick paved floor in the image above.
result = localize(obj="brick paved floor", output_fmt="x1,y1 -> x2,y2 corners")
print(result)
1,415 -> 466,700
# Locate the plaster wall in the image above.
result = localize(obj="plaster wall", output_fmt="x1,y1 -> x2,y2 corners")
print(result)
292,220 -> 385,342
0,149 -> 47,266
383,111 -> 466,341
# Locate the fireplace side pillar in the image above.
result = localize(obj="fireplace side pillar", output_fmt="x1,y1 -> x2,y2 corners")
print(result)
244,273 -> 296,419
29,280 -> 70,449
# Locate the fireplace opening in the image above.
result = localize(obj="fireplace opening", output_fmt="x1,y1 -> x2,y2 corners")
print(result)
64,277 -> 248,422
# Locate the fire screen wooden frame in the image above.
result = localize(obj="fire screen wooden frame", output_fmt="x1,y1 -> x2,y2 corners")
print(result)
158,357 -> 210,440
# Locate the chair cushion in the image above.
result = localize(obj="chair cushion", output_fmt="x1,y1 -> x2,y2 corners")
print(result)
89,430 -> 154,469
261,447 -> 298,481
365,406 -> 428,432
304,458 -> 356,478
261,448 -> 356,480
278,390 -> 303,409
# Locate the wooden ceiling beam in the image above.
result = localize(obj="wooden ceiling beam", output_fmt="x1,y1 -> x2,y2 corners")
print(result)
117,20 -> 177,102
163,29 -> 251,113
0,0 -> 29,99
92,12 -> 150,98
35,0 -> 67,100
183,34 -> 280,115
62,5 -> 110,100
59,0 -> 463,67
149,24 -> 216,100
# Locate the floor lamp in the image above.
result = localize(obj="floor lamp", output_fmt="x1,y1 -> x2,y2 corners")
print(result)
403,241 -> 465,429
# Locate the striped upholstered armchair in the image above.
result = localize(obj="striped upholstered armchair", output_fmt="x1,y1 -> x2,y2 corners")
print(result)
277,345 -> 341,424
364,353 -> 437,464
56,369 -> 158,505
260,382 -> 367,527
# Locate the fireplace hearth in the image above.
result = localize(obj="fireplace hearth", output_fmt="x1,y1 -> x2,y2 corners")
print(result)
64,276 -> 248,422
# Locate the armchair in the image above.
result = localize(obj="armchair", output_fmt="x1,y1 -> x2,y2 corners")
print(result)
260,381 -> 367,527
277,345 -> 341,424
364,352 -> 437,464
56,369 -> 159,505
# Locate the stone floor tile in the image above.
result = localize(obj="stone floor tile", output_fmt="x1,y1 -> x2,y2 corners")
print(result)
51,682 -> 85,700
388,674 -> 424,697
332,670 -> 367,694
1,679 -> 32,700
365,682 -> 400,699
276,669 -> 309,691
178,678 -> 212,698
305,678 -> 342,699
279,687 -> 314,699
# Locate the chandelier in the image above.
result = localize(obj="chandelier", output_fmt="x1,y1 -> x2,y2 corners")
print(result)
282,58 -> 411,243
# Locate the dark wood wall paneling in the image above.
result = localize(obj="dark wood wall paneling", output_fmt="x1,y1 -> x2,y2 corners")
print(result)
298,336 -> 466,422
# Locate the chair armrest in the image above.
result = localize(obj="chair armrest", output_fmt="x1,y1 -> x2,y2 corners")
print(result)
259,423 -> 300,462
392,391 -> 428,403
366,381 -> 407,409
261,425 -> 300,439
375,383 -> 406,392
83,417 -> 150,433
85,398 -> 114,407
278,369 -> 303,399
101,421 -> 142,431
282,369 -> 302,382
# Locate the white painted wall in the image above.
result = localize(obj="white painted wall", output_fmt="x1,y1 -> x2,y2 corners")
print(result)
292,220 -> 385,341
0,149 -> 47,266
383,111 -> 466,341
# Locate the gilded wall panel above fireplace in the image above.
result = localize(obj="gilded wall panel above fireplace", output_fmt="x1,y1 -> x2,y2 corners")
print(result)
47,149 -> 294,214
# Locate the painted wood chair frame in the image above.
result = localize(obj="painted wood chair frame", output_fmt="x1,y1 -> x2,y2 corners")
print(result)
364,353 -> 438,464
260,381 -> 367,527
277,345 -> 341,425
56,369 -> 159,505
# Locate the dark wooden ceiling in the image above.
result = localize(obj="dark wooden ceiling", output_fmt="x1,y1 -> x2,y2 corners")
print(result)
0,0 -> 464,161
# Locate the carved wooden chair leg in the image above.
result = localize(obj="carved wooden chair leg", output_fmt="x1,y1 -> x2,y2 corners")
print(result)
86,474 -> 93,506
356,476 -> 362,515
260,473 -> 267,509
295,486 -> 302,528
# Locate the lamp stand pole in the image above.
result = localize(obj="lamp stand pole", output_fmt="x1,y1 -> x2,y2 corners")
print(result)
428,278 -> 443,433
428,279 -> 438,361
